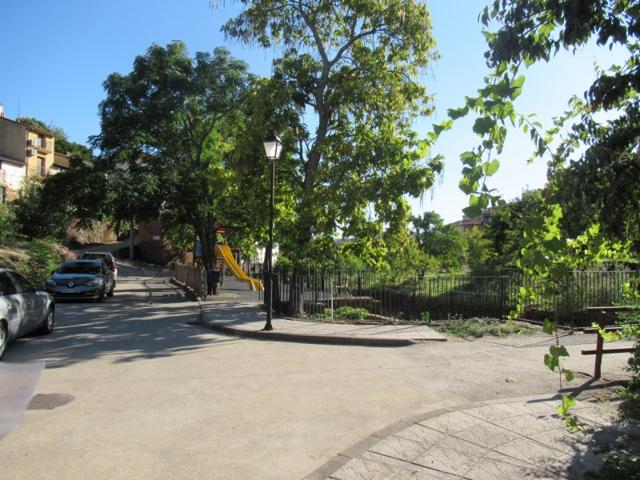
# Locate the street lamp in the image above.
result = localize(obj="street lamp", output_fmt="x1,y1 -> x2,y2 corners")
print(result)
262,133 -> 283,331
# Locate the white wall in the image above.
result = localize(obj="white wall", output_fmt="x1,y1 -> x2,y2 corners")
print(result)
1,162 -> 25,191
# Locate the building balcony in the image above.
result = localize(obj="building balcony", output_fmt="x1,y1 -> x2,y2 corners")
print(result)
29,137 -> 52,152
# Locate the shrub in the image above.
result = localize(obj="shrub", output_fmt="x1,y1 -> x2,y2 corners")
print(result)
0,203 -> 18,244
18,239 -> 63,286
312,306 -> 369,321
13,177 -> 70,240
419,311 -> 430,323
438,318 -> 534,338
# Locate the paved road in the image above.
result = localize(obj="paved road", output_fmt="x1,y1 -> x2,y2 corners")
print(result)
0,264 -> 633,479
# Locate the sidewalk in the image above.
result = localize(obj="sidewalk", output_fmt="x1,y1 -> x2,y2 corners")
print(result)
305,394 -> 639,480
197,277 -> 446,346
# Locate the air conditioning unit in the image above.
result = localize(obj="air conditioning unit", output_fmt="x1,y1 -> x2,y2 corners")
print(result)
27,148 -> 37,157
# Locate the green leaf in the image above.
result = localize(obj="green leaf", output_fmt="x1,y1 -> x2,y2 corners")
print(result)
472,116 -> 496,135
433,119 -> 453,136
562,368 -> 575,382
460,151 -> 479,166
555,394 -> 576,416
543,319 -> 555,335
483,159 -> 500,176
544,353 -> 559,371
550,345 -> 569,358
447,106 -> 469,120
463,205 -> 482,218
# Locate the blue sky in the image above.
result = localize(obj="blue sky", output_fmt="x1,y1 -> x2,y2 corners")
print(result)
0,0 -> 624,222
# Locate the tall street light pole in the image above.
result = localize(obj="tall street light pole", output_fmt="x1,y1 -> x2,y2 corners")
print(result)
262,134 -> 283,331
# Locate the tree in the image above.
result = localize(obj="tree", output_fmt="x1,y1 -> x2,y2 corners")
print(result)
411,211 -> 466,271
432,0 -> 640,427
93,42 -> 254,270
219,0 -> 443,314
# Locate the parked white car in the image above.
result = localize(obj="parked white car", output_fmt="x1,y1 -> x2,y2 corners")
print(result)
0,268 -> 55,360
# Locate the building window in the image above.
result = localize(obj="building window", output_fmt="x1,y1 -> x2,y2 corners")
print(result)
38,156 -> 46,176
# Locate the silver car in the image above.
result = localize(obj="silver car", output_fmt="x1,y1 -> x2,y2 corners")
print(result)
0,268 -> 55,360
46,260 -> 115,301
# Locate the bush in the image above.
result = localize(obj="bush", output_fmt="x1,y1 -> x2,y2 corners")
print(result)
18,239 -> 63,286
312,306 -> 369,321
0,203 -> 18,244
438,318 -> 534,338
13,177 -> 70,240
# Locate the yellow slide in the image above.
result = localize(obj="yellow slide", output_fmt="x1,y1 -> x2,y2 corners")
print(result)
215,244 -> 263,291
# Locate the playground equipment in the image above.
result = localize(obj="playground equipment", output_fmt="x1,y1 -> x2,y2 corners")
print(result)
215,244 -> 263,291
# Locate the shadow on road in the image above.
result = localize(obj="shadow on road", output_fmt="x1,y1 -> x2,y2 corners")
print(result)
3,264 -> 240,368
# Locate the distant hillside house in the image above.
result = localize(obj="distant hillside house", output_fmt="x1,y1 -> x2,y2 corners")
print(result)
0,105 -> 69,202
448,215 -> 484,232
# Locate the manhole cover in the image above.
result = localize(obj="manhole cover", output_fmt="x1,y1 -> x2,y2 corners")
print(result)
27,393 -> 74,410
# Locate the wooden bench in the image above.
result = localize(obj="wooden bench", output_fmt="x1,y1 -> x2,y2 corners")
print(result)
581,306 -> 638,378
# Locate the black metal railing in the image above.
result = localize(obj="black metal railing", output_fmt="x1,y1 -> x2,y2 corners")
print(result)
267,268 -> 638,325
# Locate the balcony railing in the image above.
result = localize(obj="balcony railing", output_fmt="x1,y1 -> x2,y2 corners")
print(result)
29,138 -> 52,151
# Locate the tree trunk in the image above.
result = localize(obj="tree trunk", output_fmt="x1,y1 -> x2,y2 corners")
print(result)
129,221 -> 135,260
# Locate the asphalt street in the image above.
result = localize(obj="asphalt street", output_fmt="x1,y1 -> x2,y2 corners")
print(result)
0,263 -> 633,480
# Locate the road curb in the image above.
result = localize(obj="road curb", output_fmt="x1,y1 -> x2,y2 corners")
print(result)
200,320 -> 416,347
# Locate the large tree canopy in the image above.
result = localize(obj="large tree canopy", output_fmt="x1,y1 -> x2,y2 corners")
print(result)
93,42 -> 257,267
219,0 -> 443,269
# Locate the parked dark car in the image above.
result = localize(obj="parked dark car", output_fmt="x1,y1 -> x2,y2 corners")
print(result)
46,260 -> 115,301
0,268 -> 55,360
81,251 -> 118,281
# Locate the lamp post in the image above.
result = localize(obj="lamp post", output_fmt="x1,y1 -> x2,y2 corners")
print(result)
262,133 -> 283,331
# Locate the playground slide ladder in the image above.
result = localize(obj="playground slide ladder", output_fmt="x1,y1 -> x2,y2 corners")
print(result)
215,244 -> 263,291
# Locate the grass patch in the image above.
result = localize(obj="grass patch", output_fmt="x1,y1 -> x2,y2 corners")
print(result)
437,318 -> 536,338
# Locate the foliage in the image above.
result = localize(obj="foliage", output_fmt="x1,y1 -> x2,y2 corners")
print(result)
428,0 -> 640,422
437,318 -> 534,338
464,227 -> 497,275
313,306 -> 369,322
411,211 -> 466,271
13,177 -> 71,240
587,445 -> 640,480
217,0 -> 443,293
0,203 -> 18,244
18,239 -> 62,286
419,311 -> 430,323
93,42 -> 256,269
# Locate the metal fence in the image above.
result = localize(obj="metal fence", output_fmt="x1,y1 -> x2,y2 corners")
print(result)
268,268 -> 639,325
174,263 -> 207,299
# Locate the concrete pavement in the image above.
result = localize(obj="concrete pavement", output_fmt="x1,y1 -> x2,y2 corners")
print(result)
190,277 -> 447,346
0,263 -> 635,479
307,394 -> 640,480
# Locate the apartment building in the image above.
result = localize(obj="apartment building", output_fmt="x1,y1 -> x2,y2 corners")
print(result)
0,104 -> 69,202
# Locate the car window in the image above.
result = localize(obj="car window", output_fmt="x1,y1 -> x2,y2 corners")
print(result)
9,271 -> 34,293
84,253 -> 113,268
0,272 -> 18,296
59,263 -> 101,275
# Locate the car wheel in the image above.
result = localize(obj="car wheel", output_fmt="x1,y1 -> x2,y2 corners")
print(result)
0,322 -> 8,360
107,281 -> 115,297
38,309 -> 55,335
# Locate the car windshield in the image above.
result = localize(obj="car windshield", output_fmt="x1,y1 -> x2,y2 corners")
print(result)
59,263 -> 101,275
84,253 -> 113,266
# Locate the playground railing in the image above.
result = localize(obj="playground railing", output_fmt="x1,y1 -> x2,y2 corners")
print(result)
174,263 -> 207,299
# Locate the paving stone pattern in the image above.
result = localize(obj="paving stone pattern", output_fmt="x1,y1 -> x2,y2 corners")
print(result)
316,397 -> 637,480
